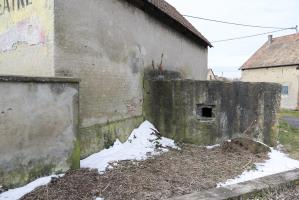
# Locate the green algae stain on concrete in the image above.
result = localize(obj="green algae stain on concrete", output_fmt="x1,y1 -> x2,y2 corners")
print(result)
68,140 -> 81,170
1,138 -> 80,189
1,162 -> 57,189
143,79 -> 218,145
143,79 -> 281,147
80,116 -> 144,159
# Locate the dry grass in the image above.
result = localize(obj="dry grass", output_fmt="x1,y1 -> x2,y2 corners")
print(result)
247,185 -> 299,200
267,185 -> 299,200
21,142 -> 268,200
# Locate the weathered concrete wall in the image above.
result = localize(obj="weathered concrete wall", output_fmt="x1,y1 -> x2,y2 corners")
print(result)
53,0 -> 208,156
241,66 -> 299,110
80,116 -> 143,158
0,0 -> 54,76
0,76 -> 79,188
144,80 -> 281,146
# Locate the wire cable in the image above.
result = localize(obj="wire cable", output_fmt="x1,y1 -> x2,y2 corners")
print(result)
183,15 -> 295,30
211,28 -> 292,43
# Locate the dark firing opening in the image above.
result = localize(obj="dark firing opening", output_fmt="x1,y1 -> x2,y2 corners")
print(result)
202,107 -> 213,118
197,104 -> 215,120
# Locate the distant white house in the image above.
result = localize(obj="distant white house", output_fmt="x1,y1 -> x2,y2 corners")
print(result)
241,33 -> 299,110
207,68 -> 217,80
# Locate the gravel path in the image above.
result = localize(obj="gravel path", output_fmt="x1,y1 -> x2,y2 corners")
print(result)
282,116 -> 299,129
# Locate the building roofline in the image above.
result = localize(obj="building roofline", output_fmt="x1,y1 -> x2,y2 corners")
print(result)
241,63 -> 299,70
208,68 -> 217,79
272,32 -> 299,40
240,41 -> 267,70
241,33 -> 299,70
124,0 -> 212,48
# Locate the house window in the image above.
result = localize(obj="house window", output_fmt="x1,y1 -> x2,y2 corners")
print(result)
196,104 -> 215,120
282,86 -> 289,96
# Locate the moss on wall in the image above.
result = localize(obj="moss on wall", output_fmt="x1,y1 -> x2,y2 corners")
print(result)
80,116 -> 144,158
1,141 -> 80,189
1,162 -> 57,188
68,140 -> 81,170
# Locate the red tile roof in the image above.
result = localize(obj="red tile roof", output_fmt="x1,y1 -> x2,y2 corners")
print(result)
125,0 -> 212,47
241,33 -> 299,70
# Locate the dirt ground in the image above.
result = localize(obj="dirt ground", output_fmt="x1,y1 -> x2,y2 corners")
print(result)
21,142 -> 268,200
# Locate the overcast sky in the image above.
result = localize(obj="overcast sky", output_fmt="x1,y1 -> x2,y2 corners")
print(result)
165,0 -> 299,78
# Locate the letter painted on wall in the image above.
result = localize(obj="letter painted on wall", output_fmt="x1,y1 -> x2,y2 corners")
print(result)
0,0 -> 54,76
0,0 -> 33,15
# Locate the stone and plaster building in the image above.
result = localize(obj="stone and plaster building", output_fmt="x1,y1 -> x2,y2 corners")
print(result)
0,0 -> 211,158
54,0 -> 212,157
241,33 -> 299,110
0,0 -> 282,188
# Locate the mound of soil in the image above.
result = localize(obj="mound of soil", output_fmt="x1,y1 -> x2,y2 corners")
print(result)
21,142 -> 268,200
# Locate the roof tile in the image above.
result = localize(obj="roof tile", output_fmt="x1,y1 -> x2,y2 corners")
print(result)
241,33 -> 299,70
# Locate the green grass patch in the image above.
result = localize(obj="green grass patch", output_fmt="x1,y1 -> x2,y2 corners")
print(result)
278,120 -> 299,160
279,109 -> 299,118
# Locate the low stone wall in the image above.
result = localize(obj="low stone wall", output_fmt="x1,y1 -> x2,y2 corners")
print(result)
144,80 -> 281,146
0,76 -> 79,188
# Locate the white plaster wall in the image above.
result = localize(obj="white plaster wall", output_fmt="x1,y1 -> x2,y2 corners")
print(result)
0,0 -> 54,76
241,66 -> 299,109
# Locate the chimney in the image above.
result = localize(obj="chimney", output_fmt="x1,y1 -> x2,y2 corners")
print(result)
268,35 -> 273,44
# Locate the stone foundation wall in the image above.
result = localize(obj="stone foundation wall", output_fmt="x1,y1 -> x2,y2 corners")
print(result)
0,76 -> 79,188
144,80 -> 281,146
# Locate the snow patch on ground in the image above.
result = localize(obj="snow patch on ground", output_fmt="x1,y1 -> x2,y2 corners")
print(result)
81,121 -> 178,172
0,175 -> 63,200
218,148 -> 299,186
206,144 -> 220,149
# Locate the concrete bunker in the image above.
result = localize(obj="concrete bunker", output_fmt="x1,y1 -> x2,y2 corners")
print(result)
143,79 -> 281,146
